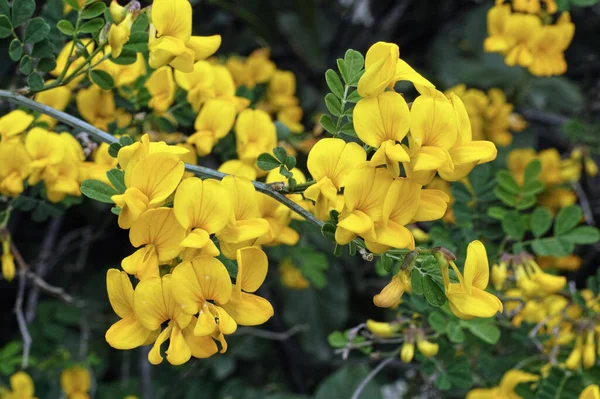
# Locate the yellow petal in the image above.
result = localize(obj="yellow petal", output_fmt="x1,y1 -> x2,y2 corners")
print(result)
447,285 -> 503,319
353,92 -> 410,147
106,268 -> 134,318
148,36 -> 187,70
410,91 -> 457,149
131,153 -> 184,205
221,292 -> 274,326
134,276 -> 169,330
236,246 -> 268,293
306,138 -> 366,188
195,302 -> 218,336
106,315 -> 153,350
373,275 -> 406,308
382,178 -> 421,225
113,187 -> 150,229
358,42 -> 399,97
121,245 -> 160,280
182,317 -> 219,358
412,189 -> 449,222
215,305 -> 237,334
173,177 -> 231,233
166,325 -> 192,365
151,0 -> 192,41
411,146 -> 452,172
337,210 -> 373,235
463,240 -> 489,293
0,110 -> 34,137
10,372 -> 34,397
148,325 -> 172,365
371,221 -> 415,251
129,208 -> 185,261
187,35 -> 222,60
393,58 -> 434,88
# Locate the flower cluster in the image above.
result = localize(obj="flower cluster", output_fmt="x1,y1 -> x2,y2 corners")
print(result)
484,0 -> 574,76
446,84 -> 527,146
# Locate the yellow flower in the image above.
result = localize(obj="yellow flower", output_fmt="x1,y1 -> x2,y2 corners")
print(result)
135,273 -> 218,364
148,0 -> 221,73
187,99 -> 236,156
366,320 -> 400,337
2,235 -> 15,282
566,336 -> 583,370
441,240 -> 503,319
335,167 -> 391,245
76,85 -> 116,130
484,3 -> 513,53
267,70 -> 298,110
111,152 -> 185,229
400,341 -> 414,363
105,269 -> 157,349
266,167 -> 311,221
373,269 -> 411,308
537,255 -> 582,271
416,337 -> 439,358
145,66 -> 176,114
171,256 -> 235,353
121,208 -> 185,279
279,258 -> 310,290
226,49 -> 276,89
51,40 -> 95,88
580,385 -> 600,399
504,13 -> 542,68
357,41 -> 433,98
235,109 -> 277,167
173,177 -> 231,255
95,52 -> 147,88
305,138 -> 366,221
218,160 -> 257,180
220,247 -> 274,326
3,372 -> 36,399
35,85 -> 71,128
0,140 -> 32,197
0,110 -> 34,141
216,176 -> 270,259
60,367 -> 91,399
353,91 -> 411,177
277,106 -> 304,133
491,262 -> 508,290
116,133 -> 189,172
109,13 -> 134,58
583,329 -> 596,369
110,0 -> 126,24
254,191 -> 299,247
467,369 -> 538,399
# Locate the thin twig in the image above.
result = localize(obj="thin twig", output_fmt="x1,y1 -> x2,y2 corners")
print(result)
351,357 -> 394,399
235,324 -> 310,341
14,269 -> 31,369
140,346 -> 153,399
572,182 -> 596,225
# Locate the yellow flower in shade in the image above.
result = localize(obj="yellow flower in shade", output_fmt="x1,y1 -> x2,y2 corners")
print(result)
267,70 -> 298,110
530,12 -> 573,77
76,85 -> 116,130
187,99 -> 236,156
220,247 -> 274,326
483,3 -> 512,53
405,88 -> 457,185
583,329 -> 596,369
416,337 -> 439,358
0,141 -> 32,197
305,138 -> 366,221
174,60 -> 214,111
235,109 -> 277,167
111,152 -> 185,229
466,369 -> 539,399
2,372 -> 36,399
277,106 -> 304,133
171,256 -> 235,353
353,91 -> 411,177
426,177 -> 455,223
2,235 -> 15,282
218,160 -> 257,180
521,257 -> 566,295
279,258 -> 309,290
580,385 -> 600,399
226,49 -> 276,89
25,128 -> 63,181
266,167 -> 311,222
211,65 -> 250,111
121,208 -> 185,279
366,320 -> 400,337
135,274 -> 219,364
173,177 -> 231,255
145,66 -> 175,114
441,240 -> 503,320
34,85 -> 71,128
566,336 -> 583,370
95,52 -> 147,88
413,187 -> 450,223
148,0 -> 221,73
60,367 -> 91,399
216,176 -> 270,259
537,255 -> 582,271
400,341 -> 414,363
357,41 -> 434,98
109,12 -> 134,59
105,269 -> 156,349
491,262 -> 508,291
373,269 -> 411,308
51,39 -> 96,88
335,167 -> 392,245
504,13 -> 542,68
0,110 -> 34,141
437,93 -> 497,181
254,190 -> 299,247
365,178 -> 423,254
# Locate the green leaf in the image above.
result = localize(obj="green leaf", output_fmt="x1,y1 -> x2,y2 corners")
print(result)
447,360 -> 473,389
131,12 -> 149,32
530,207 -> 553,237
446,320 -> 465,343
320,114 -> 336,134
346,89 -> 361,103
523,159 -> 541,186
462,319 -> 501,344
502,210 -> 526,240
325,69 -> 344,99
325,93 -> 342,117
422,275 -> 446,307
561,226 -> 600,245
8,38 -> 22,61
285,155 -> 296,170
321,222 -> 336,241
531,237 -> 574,257
344,49 -> 364,85
336,58 -> 349,84
256,153 -> 281,171
571,0 -> 598,6
119,135 -> 133,146
428,312 -> 447,333
0,0 -> 9,16
106,169 -> 126,193
0,14 -> 12,38
110,48 -> 137,65
554,205 -> 583,236
494,186 -> 517,207
19,55 -> 32,75
273,146 -> 287,163
27,72 -> 44,91
79,17 -> 104,33
81,1 -> 106,19
63,0 -> 81,11
435,373 -> 452,390
108,142 -> 121,158
522,180 -> 545,196
123,31 -> 149,52
292,246 -> 328,289
411,269 -> 424,295
11,0 -> 35,28
32,39 -> 55,58
80,179 -> 118,203
90,69 -> 115,90
339,122 -> 356,137
496,170 -> 519,194
487,206 -> 507,220
56,19 -> 75,35
315,365 -> 380,399
274,120 -> 291,139
24,17 -> 50,44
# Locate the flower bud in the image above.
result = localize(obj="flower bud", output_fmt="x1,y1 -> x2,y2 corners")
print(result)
400,341 -> 414,364
491,263 -> 507,291
410,227 -> 429,243
366,320 -> 400,338
571,148 -> 583,160
583,330 -> 596,369
565,337 -> 582,370
585,158 -> 598,177
416,338 -> 439,358
1,237 -> 14,282
110,0 -> 127,24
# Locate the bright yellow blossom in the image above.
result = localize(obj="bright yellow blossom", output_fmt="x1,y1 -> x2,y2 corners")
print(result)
2,372 -> 37,399
145,66 -> 176,114
76,85 -> 116,130
373,269 -> 411,308
580,385 -> 600,399
187,99 -> 236,156
60,367 -> 91,399
109,12 -> 134,58
51,40 -> 95,88
0,140 -> 32,197
0,110 -> 34,141
2,235 -> 15,282
34,85 -> 71,128
467,369 -> 539,399
267,70 -> 299,110
235,109 -> 277,167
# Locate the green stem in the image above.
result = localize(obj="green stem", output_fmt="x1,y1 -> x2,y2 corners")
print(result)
333,85 -> 350,137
